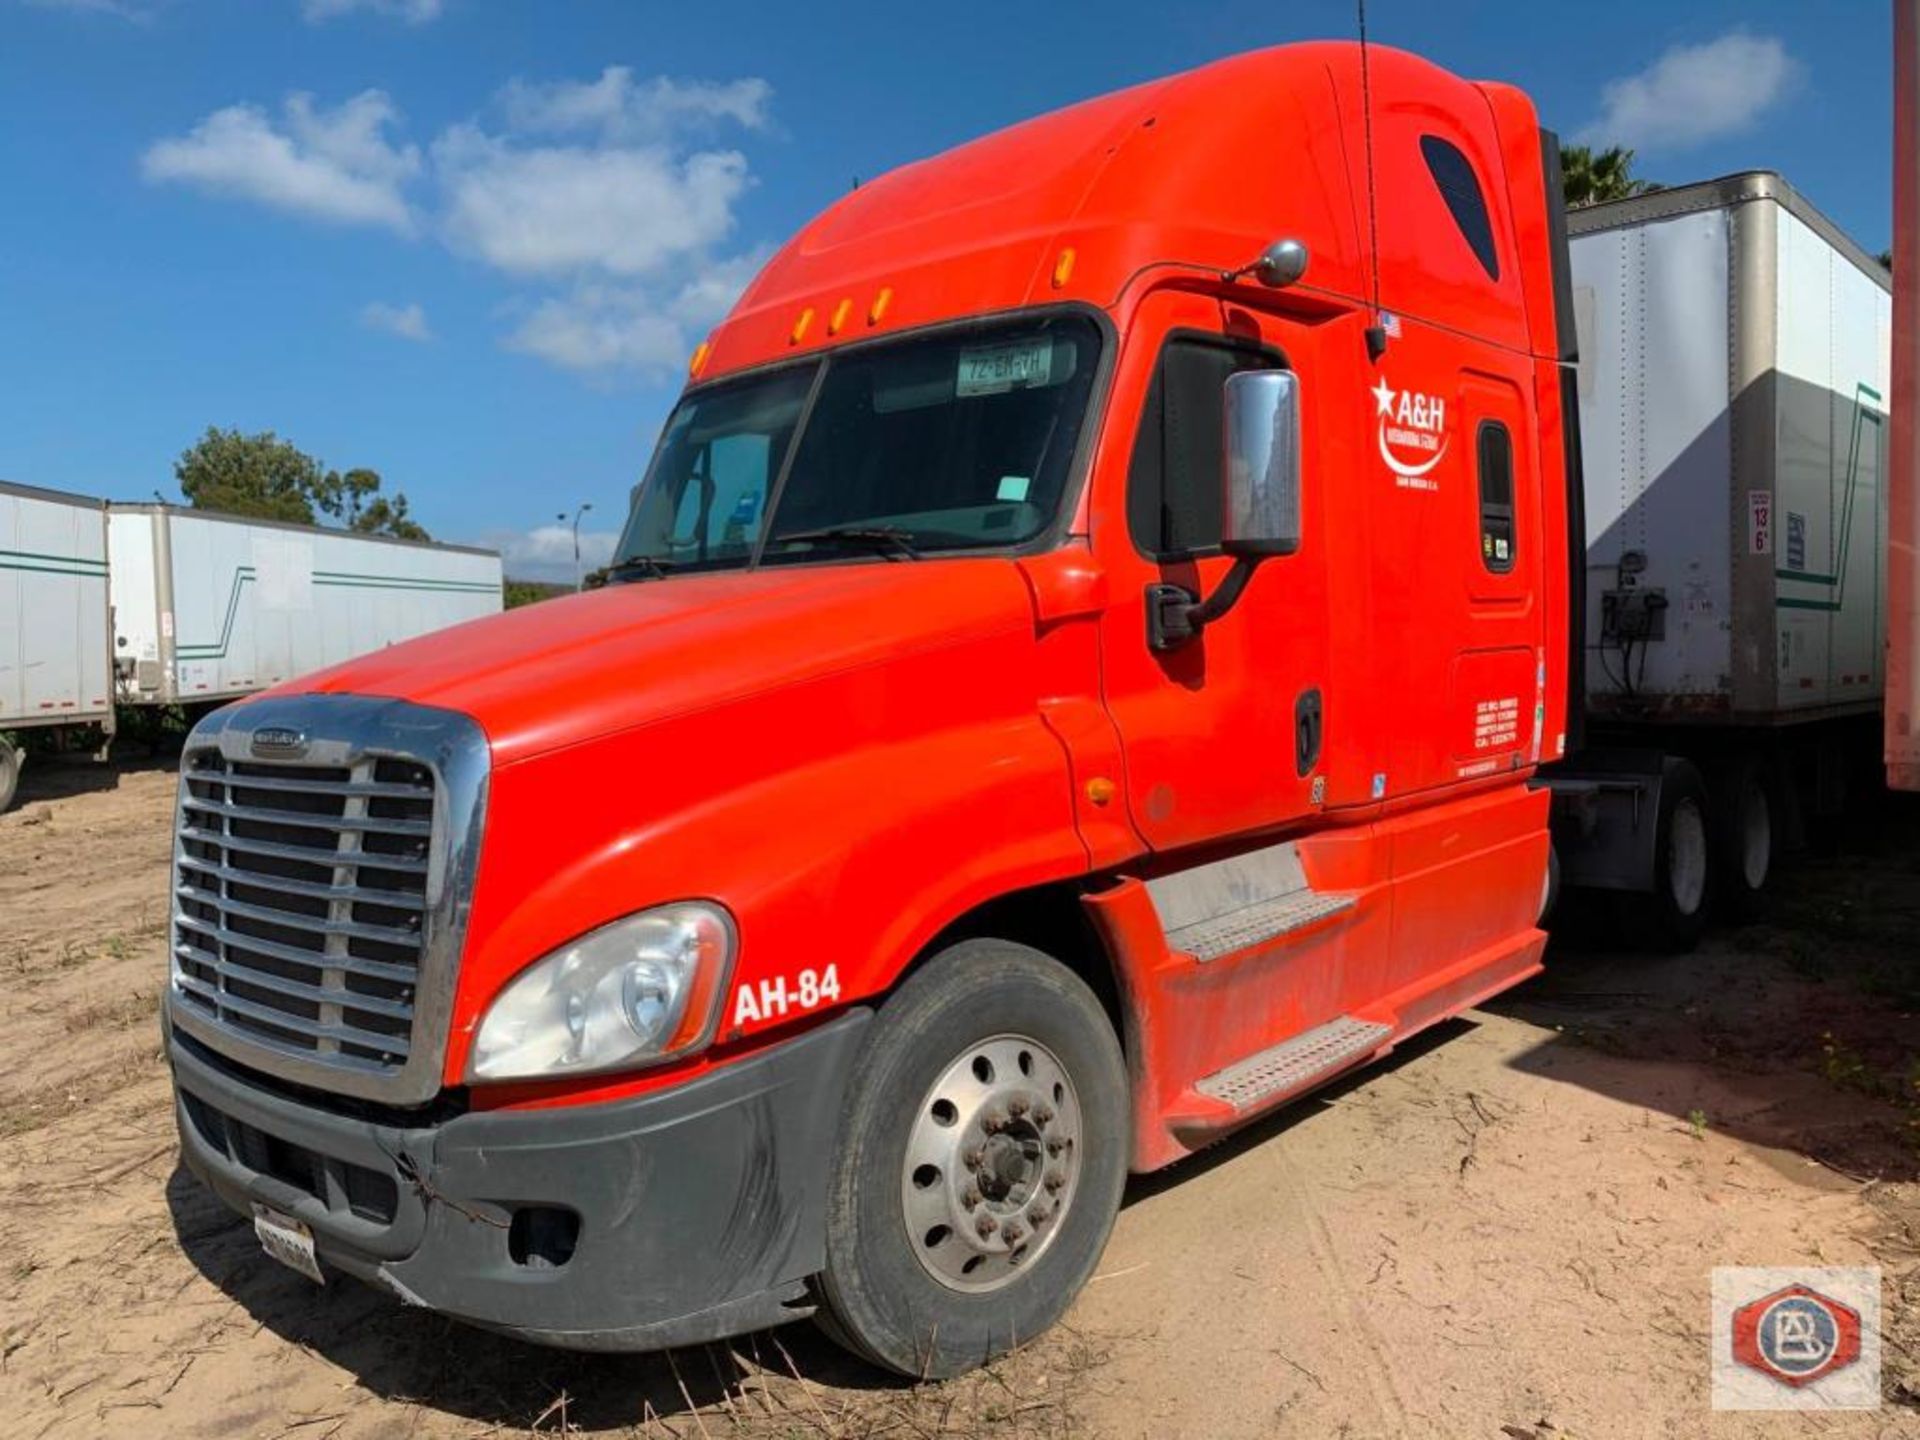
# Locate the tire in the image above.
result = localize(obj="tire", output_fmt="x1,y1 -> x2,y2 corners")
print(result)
0,740 -> 20,814
813,938 -> 1128,1378
1615,758 -> 1711,952
1710,754 -> 1774,921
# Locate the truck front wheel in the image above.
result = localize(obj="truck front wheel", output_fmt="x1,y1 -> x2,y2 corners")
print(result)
0,738 -> 21,814
813,938 -> 1128,1378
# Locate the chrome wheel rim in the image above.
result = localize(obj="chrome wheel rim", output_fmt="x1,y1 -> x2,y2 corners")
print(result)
1740,778 -> 1772,890
900,1033 -> 1082,1294
1670,797 -> 1709,916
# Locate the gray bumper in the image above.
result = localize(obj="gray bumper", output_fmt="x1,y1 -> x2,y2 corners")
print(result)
167,1008 -> 871,1351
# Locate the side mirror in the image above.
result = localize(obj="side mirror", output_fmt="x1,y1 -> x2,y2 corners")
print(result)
1147,369 -> 1302,651
1221,369 -> 1302,558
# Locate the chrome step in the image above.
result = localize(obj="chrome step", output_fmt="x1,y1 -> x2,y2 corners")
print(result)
1165,890 -> 1357,962
1195,1015 -> 1392,1112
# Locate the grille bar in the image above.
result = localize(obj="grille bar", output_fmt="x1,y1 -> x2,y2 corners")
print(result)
181,794 -> 432,836
171,742 -> 436,1079
173,972 -> 414,1058
176,857 -> 428,911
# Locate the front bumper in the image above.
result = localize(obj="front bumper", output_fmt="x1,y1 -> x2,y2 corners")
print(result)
167,1006 -> 872,1351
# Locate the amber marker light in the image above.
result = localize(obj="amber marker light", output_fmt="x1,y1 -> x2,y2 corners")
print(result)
1052,247 -> 1077,288
790,307 -> 815,345
1085,776 -> 1116,806
828,298 -> 852,335
688,340 -> 711,377
868,287 -> 893,325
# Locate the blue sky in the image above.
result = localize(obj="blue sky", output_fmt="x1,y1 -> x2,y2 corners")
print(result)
0,0 -> 1893,580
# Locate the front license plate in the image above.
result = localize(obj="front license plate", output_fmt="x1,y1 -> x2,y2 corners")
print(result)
252,1203 -> 325,1285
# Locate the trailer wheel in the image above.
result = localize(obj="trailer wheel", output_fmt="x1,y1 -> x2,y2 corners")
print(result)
1617,758 -> 1711,952
1711,756 -> 1774,920
812,938 -> 1128,1378
0,739 -> 20,814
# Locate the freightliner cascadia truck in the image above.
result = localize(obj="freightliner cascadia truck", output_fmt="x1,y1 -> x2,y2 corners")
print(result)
158,40 -> 1888,1375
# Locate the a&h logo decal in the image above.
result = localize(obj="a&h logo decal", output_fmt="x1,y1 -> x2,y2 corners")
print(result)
1371,376 -> 1448,490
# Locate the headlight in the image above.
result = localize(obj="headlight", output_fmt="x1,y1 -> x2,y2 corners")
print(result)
468,902 -> 735,1082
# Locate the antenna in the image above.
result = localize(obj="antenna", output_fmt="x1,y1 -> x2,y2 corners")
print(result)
1356,0 -> 1389,360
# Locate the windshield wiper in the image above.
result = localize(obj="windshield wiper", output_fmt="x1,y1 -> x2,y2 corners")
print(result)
604,555 -> 677,582
767,525 -> 923,560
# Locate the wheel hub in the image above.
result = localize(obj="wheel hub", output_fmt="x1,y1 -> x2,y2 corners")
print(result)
901,1034 -> 1082,1293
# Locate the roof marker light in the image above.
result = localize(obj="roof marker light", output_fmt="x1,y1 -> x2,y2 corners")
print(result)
1052,248 -> 1076,289
828,298 -> 852,335
868,287 -> 893,325
688,340 -> 711,377
790,307 -> 814,345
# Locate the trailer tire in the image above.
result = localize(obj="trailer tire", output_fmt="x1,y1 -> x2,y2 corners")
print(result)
1616,758 -> 1711,952
812,938 -> 1128,1378
1711,755 -> 1774,921
0,739 -> 20,815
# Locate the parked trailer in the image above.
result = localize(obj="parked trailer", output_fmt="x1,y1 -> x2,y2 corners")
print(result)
0,481 -> 113,810
107,504 -> 502,707
1549,173 -> 1893,940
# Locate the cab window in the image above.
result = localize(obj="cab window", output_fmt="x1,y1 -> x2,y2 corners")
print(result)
1128,336 -> 1280,559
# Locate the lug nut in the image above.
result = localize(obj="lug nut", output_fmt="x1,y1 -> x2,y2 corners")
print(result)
1002,1221 -> 1024,1243
1007,1096 -> 1030,1117
981,1109 -> 1007,1135
962,1147 -> 983,1170
1044,1170 -> 1066,1191
976,1214 -> 998,1237
1030,1204 -> 1051,1225
1033,1104 -> 1054,1125
962,1186 -> 981,1208
1046,1137 -> 1067,1156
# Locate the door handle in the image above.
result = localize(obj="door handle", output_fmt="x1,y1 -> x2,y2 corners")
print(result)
1295,688 -> 1323,776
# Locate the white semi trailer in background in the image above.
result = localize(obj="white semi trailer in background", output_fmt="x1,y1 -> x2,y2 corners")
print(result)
0,481 -> 114,810
1550,172 -> 1894,941
0,487 -> 503,812
107,504 -> 502,707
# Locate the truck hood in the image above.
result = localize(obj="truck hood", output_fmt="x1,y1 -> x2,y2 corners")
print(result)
274,560 -> 1039,765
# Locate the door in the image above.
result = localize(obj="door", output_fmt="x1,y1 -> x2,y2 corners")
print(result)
1095,292 -> 1332,852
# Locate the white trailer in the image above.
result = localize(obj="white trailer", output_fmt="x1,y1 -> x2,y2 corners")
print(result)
1550,172 -> 1894,942
0,481 -> 114,810
107,505 -> 502,707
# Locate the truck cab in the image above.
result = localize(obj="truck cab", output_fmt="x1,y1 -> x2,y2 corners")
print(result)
164,42 -> 1575,1376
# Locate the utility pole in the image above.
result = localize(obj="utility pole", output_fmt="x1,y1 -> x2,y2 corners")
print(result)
561,503 -> 593,592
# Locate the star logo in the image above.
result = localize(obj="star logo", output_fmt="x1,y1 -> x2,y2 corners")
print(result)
1371,377 -> 1395,416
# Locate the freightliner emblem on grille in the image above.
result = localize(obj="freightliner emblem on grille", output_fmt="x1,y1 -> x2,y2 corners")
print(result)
248,726 -> 309,758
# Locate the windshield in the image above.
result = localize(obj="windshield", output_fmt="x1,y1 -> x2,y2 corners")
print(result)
611,312 -> 1103,576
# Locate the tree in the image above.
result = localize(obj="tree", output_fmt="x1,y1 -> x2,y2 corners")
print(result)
174,429 -> 430,540
1561,144 -> 1660,209
174,427 -> 327,525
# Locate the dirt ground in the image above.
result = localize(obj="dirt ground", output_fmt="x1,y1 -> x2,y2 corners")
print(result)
3,757 -> 1919,1439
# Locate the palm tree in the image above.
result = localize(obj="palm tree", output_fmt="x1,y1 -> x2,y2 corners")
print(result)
1561,144 -> 1660,209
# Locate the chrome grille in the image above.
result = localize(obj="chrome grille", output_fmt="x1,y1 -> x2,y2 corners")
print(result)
165,697 -> 489,1105
173,752 -> 435,1070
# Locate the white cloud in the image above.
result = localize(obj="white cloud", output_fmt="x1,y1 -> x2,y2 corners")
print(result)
491,523 -> 619,584
1578,32 -> 1801,152
500,69 -> 772,142
360,299 -> 433,341
505,252 -> 761,376
142,90 -> 420,232
302,0 -> 442,23
435,127 -> 750,277
143,67 -> 772,378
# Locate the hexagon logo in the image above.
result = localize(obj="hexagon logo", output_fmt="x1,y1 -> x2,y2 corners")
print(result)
1730,1284 -> 1863,1388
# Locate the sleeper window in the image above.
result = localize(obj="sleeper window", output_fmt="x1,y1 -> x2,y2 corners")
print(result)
1421,135 -> 1500,282
1128,337 -> 1279,558
1477,420 -> 1515,573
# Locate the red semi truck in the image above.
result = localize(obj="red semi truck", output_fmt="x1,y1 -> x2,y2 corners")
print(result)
165,42 -> 1584,1375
